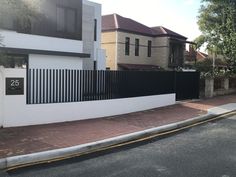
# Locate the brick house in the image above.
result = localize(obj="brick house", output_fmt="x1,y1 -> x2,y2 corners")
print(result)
197,51 -> 208,61
102,14 -> 192,70
184,46 -> 208,66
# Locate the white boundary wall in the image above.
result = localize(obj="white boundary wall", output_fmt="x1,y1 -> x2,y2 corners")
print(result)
1,69 -> 176,128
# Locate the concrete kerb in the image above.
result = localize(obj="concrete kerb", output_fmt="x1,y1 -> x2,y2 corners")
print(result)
0,111 -> 235,170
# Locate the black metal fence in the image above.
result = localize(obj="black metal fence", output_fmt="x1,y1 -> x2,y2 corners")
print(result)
214,77 -> 223,90
229,77 -> 236,88
175,72 -> 200,100
27,69 -> 199,104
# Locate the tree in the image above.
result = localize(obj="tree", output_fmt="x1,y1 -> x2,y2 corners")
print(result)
197,0 -> 236,67
0,0 -> 39,20
193,35 -> 206,50
0,0 -> 40,44
0,0 -> 40,67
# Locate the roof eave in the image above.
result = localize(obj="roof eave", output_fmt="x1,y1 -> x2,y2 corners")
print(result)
102,28 -> 155,37
102,29 -> 188,40
155,34 -> 187,40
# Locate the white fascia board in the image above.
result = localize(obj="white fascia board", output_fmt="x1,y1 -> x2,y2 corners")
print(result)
0,29 -> 83,53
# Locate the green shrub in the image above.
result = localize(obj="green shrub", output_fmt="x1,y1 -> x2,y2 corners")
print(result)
195,58 -> 236,78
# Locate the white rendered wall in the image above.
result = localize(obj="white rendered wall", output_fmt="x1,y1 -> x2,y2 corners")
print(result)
83,0 -> 102,55
82,2 -> 95,70
2,69 -> 176,127
28,54 -> 83,70
0,67 -> 4,127
1,69 -> 27,127
83,0 -> 106,70
96,49 -> 106,70
89,0 -> 102,61
0,30 -> 83,53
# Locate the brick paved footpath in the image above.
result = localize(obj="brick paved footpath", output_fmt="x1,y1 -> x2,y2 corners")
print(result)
0,94 -> 235,159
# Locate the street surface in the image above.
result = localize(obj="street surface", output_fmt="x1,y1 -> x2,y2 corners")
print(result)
2,115 -> 236,177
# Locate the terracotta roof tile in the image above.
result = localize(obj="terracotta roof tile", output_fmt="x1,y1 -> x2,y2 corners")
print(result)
102,14 -> 187,39
102,14 -> 155,36
102,14 -> 117,31
151,26 -> 187,39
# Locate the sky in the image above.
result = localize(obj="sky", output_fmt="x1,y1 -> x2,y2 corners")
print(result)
92,0 -> 202,41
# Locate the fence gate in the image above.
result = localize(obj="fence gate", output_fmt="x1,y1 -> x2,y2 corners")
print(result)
175,72 -> 200,101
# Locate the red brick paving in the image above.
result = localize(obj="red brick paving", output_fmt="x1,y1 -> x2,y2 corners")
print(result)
0,94 -> 235,159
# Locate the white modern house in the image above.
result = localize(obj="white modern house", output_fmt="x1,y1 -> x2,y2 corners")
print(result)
0,0 -> 177,128
0,0 -> 106,70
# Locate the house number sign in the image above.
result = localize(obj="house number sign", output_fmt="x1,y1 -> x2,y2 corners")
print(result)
6,78 -> 24,95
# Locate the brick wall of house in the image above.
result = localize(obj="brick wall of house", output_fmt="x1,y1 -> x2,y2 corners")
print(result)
117,32 -> 155,65
101,31 -> 117,70
102,31 -> 171,70
153,37 -> 170,69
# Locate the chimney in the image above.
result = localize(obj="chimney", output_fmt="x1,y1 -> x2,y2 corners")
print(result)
189,45 -> 195,55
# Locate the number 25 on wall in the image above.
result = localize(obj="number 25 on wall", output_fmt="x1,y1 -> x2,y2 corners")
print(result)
10,80 -> 20,87
6,78 -> 24,95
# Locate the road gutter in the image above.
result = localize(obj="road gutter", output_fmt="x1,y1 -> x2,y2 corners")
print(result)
1,110 -> 236,171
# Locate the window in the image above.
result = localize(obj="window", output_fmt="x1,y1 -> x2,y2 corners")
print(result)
0,54 -> 28,68
135,38 -> 139,56
56,6 -> 76,34
148,40 -> 152,57
169,42 -> 184,67
66,9 -> 76,33
94,19 -> 97,41
56,7 -> 65,32
125,37 -> 130,56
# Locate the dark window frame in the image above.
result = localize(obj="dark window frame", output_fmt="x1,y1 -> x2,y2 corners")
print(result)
66,8 -> 76,33
135,38 -> 139,56
94,19 -> 97,41
56,6 -> 65,32
169,42 -> 184,67
56,5 -> 77,35
125,37 -> 130,56
94,60 -> 97,70
148,40 -> 152,57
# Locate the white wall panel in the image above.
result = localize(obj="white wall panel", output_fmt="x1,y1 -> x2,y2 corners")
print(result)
0,67 -> 4,127
29,54 -> 83,70
1,30 -> 83,53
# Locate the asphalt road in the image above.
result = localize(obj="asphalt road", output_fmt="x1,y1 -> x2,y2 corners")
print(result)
2,115 -> 236,177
